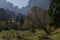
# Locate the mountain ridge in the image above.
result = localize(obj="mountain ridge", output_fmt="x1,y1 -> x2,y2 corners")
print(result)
0,0 -> 50,14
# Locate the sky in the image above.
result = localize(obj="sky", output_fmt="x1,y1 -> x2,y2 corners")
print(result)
7,0 -> 30,8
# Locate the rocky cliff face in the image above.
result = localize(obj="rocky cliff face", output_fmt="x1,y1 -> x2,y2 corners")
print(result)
20,0 -> 50,14
0,0 -> 23,20
0,0 -> 20,13
0,0 -> 50,14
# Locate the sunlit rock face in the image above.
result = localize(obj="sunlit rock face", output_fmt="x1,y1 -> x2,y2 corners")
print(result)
20,0 -> 50,14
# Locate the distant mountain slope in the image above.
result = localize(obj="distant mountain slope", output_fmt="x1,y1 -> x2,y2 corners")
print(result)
0,0 -> 50,14
0,8 -> 24,22
20,0 -> 50,14
0,0 -> 20,13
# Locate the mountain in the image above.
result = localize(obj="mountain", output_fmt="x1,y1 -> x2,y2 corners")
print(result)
0,0 -> 50,14
0,0 -> 20,13
0,0 -> 24,19
20,0 -> 50,14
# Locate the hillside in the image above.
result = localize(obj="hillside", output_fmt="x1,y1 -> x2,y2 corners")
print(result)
0,0 -> 60,40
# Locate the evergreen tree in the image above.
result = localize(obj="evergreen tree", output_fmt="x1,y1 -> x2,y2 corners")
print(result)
0,8 -> 15,21
48,0 -> 60,27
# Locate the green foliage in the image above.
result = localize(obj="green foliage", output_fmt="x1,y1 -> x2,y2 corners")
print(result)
26,6 -> 50,34
48,0 -> 60,27
0,0 -> 60,40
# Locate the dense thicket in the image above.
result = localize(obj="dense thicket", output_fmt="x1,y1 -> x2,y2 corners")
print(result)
0,8 -> 25,31
0,8 -> 15,21
48,0 -> 60,27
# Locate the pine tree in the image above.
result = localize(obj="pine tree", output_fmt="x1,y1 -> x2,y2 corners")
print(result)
48,0 -> 60,27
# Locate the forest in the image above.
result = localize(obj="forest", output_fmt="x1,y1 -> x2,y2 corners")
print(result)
0,0 -> 60,40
